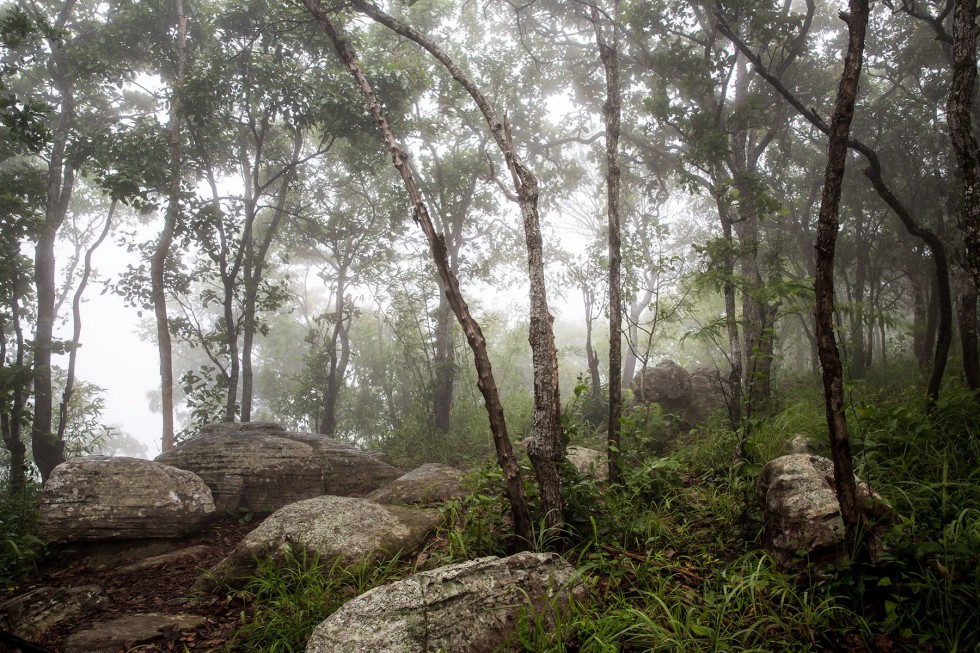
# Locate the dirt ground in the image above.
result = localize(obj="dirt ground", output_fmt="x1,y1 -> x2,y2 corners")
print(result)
6,517 -> 263,653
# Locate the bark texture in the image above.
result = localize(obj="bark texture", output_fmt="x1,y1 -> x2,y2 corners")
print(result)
812,0 -> 870,562
303,0 -> 533,547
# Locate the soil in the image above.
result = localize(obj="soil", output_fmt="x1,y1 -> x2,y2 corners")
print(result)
5,517 -> 264,653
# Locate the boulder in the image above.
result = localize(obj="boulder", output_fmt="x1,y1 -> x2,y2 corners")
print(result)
198,495 -> 442,589
630,361 -> 692,415
155,428 -> 324,514
365,463 -> 464,505
566,446 -> 608,482
273,430 -> 403,497
40,457 -> 215,542
306,551 -> 585,653
686,365 -> 729,423
157,423 -> 404,512
62,612 -> 205,653
0,585 -> 107,642
757,454 -> 892,568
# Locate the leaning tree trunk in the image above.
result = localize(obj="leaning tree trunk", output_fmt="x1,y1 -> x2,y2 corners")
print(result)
813,0 -> 870,564
303,0 -> 534,548
152,0 -> 187,452
352,0 -> 564,529
591,0 -> 623,486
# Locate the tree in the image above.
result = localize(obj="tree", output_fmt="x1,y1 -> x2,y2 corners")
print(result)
352,0 -> 566,531
303,0 -> 535,548
812,0 -> 871,563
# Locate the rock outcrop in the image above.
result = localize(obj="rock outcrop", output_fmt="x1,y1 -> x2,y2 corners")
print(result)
39,457 -> 215,542
631,360 -> 692,414
198,495 -> 442,589
0,585 -> 108,642
155,428 -> 324,515
631,361 -> 729,428
757,454 -> 892,568
305,551 -> 585,653
156,422 -> 403,513
365,463 -> 464,505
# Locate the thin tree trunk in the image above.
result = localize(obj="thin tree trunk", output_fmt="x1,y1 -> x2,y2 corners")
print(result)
152,0 -> 187,451
57,200 -> 115,443
303,0 -> 534,548
241,130 -> 303,421
352,0 -> 564,529
591,0 -> 623,486
2,242 -> 30,492
711,184 -> 744,435
812,0 -> 870,564
320,267 -> 348,436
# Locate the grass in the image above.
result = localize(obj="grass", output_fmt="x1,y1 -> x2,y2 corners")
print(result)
0,372 -> 948,653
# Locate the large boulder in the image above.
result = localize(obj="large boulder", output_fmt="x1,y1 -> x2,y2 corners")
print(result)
630,360 -> 692,415
157,423 -> 403,513
198,495 -> 442,589
757,454 -> 892,568
155,426 -> 324,515
306,551 -> 585,653
365,463 -> 464,505
40,457 -> 215,541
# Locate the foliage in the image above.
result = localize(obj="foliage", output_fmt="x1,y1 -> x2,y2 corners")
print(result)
0,481 -> 44,587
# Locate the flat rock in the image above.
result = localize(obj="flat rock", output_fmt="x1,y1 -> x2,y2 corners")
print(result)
155,430 -> 324,514
40,457 -> 215,541
365,463 -> 464,505
306,551 -> 585,653
0,584 -> 107,642
62,612 -> 205,653
117,545 -> 212,574
197,495 -> 442,590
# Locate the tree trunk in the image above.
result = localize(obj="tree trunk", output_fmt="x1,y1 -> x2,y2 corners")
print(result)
152,0 -> 187,451
33,3 -> 77,480
241,130 -> 303,422
711,184 -> 744,434
352,0 -> 564,529
319,267 -> 349,436
57,201 -> 115,443
954,268 -> 980,390
947,0 -> 980,294
591,0 -> 623,485
433,289 -> 455,432
813,0 -> 870,564
304,0 -> 534,548
1,243 -> 30,492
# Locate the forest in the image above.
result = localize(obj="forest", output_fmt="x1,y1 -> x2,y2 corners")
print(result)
1,0 -> 979,650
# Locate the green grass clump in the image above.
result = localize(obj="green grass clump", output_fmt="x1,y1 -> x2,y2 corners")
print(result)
224,549 -> 405,652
